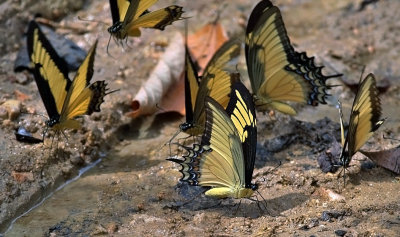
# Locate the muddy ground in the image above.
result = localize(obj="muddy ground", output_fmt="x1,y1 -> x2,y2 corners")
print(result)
1,0 -> 400,236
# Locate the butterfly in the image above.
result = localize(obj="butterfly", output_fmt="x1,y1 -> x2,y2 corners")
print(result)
245,0 -> 342,115
338,73 -> 385,169
107,0 -> 184,42
27,21 -> 109,134
168,81 -> 258,199
179,39 -> 241,136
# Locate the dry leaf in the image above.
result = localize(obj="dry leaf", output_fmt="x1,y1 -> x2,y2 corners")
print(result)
158,73 -> 185,115
126,33 -> 185,118
361,148 -> 400,174
187,21 -> 228,74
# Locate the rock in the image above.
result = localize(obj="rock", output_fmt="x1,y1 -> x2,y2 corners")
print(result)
321,210 -> 346,222
313,187 -> 345,202
70,155 -> 84,166
335,229 -> 347,236
107,222 -> 118,234
1,99 -> 21,120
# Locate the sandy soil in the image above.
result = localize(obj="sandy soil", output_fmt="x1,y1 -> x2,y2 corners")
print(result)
1,0 -> 399,236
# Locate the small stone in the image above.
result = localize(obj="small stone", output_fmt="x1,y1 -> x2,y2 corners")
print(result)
321,210 -> 345,222
70,155 -> 84,166
1,99 -> 21,120
107,222 -> 118,234
335,229 -> 347,236
0,106 -> 7,119
137,202 -> 145,211
16,73 -> 29,84
92,225 -> 107,235
11,171 -> 34,183
157,191 -> 166,201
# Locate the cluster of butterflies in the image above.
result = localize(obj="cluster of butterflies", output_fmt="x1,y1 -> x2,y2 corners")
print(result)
23,0 -> 385,201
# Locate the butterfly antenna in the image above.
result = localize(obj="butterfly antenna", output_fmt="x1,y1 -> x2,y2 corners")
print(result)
254,195 -> 266,215
155,104 -> 167,113
358,65 -> 366,84
20,110 -> 49,120
255,160 -> 281,184
77,16 -> 108,26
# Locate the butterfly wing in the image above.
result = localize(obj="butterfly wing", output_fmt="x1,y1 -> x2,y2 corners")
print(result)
346,74 -> 384,158
27,21 -> 71,122
169,82 -> 257,198
59,40 -> 108,129
180,47 -> 201,134
125,5 -> 184,37
187,39 -> 241,135
225,82 -> 257,187
245,0 -> 340,115
108,0 -> 159,38
198,97 -> 246,196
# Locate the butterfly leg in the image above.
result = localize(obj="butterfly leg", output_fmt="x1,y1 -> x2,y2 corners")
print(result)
233,199 -> 242,215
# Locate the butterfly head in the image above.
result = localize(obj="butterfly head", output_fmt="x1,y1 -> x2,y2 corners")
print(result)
46,115 -> 60,128
107,22 -> 127,40
246,182 -> 258,191
179,122 -> 192,132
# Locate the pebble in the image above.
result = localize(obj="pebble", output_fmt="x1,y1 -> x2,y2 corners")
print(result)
335,229 -> 347,236
0,99 -> 21,120
107,222 -> 118,234
11,171 -> 34,183
321,210 -> 345,222
16,73 -> 29,84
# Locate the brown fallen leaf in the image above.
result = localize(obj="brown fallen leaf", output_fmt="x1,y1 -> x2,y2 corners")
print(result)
127,21 -> 232,118
187,21 -> 228,74
361,147 -> 400,174
126,33 -> 185,118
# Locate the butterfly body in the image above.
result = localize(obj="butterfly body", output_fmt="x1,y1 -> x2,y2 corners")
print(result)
27,21 -> 109,133
108,0 -> 184,40
245,0 -> 341,115
169,82 -> 258,199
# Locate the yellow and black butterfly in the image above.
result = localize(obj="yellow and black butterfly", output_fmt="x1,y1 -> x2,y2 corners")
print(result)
108,0 -> 184,41
168,82 -> 258,199
338,73 -> 385,169
179,39 -> 241,136
27,21 -> 109,134
245,0 -> 342,115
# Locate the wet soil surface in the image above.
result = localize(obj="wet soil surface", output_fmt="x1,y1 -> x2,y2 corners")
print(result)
1,0 -> 400,236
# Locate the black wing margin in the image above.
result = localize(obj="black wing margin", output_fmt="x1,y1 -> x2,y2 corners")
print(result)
225,82 -> 257,187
